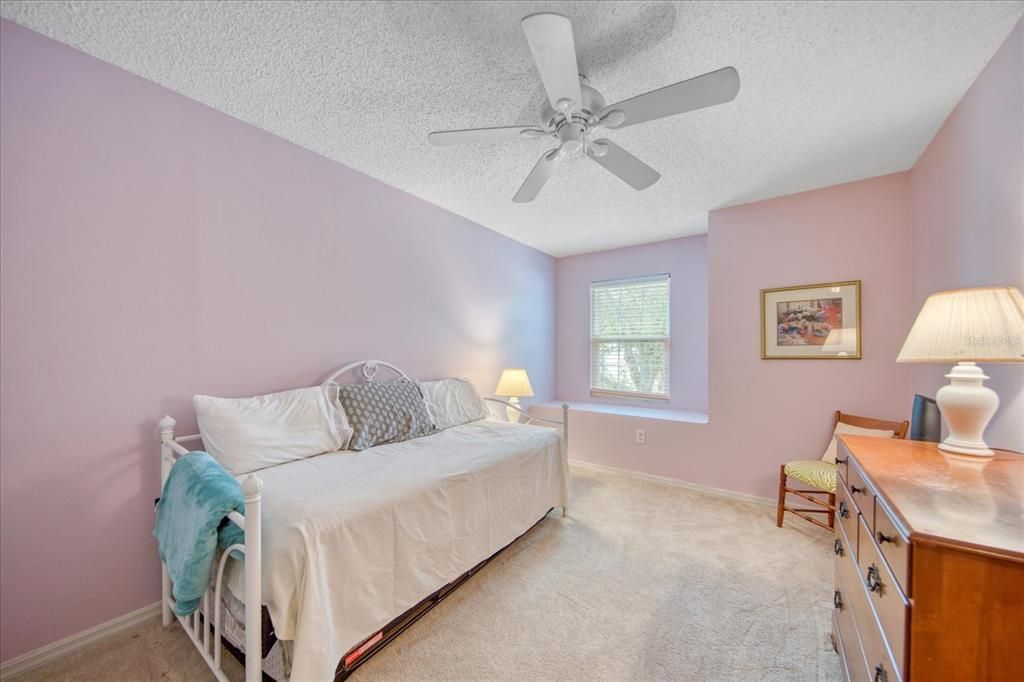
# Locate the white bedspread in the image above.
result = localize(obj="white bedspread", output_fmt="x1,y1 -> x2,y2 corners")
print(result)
224,419 -> 569,681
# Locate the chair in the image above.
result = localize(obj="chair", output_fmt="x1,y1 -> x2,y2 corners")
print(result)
776,411 -> 909,530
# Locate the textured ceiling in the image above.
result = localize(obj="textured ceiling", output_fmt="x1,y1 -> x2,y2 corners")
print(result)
2,1 -> 1022,256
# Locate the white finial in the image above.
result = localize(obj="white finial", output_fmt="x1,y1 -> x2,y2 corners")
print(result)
241,476 -> 263,499
158,415 -> 176,442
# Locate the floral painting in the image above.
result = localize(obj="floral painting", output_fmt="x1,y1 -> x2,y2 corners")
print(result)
776,298 -> 843,346
761,281 -> 861,359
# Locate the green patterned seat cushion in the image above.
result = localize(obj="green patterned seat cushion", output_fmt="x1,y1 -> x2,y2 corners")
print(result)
784,460 -> 837,493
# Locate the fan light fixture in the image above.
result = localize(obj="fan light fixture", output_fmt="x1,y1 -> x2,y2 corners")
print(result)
428,13 -> 741,202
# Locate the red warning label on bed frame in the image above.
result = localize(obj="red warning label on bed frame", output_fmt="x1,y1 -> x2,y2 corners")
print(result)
344,631 -> 384,668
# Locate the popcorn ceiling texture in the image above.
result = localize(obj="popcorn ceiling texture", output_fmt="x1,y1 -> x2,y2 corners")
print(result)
1,0 -> 1021,256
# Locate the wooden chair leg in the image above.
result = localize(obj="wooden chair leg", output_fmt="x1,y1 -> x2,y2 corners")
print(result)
827,492 -> 836,529
776,465 -> 787,527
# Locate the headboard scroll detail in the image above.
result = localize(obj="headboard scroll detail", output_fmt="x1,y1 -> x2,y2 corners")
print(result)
321,360 -> 412,389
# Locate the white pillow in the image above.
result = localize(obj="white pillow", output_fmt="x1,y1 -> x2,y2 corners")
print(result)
821,421 -> 896,464
418,378 -> 490,429
323,384 -> 354,450
194,386 -> 345,475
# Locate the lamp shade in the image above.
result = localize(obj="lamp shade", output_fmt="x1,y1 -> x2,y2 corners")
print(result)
896,286 -> 1024,363
495,368 -> 534,397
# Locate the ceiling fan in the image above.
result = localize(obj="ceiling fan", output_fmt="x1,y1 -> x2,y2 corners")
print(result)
428,12 -> 740,203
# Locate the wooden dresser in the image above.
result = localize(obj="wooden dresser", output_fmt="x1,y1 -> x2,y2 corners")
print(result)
831,435 -> 1023,682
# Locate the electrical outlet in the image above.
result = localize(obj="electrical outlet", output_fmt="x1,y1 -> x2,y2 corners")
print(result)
635,429 -> 646,444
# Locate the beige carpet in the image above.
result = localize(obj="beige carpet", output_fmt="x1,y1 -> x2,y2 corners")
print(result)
9,465 -> 840,682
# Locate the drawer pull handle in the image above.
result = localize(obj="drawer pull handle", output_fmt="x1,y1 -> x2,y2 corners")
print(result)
874,664 -> 887,682
838,500 -> 849,519
833,589 -> 842,609
876,531 -> 894,544
836,456 -> 848,465
866,564 -> 883,593
833,538 -> 844,556
850,484 -> 865,495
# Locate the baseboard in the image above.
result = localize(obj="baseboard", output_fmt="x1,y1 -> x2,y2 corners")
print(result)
568,459 -> 775,508
0,601 -> 161,679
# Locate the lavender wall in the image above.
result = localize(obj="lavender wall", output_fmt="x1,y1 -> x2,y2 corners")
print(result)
538,173 -> 915,498
0,20 -> 554,662
909,20 -> 1023,452
556,236 -> 709,412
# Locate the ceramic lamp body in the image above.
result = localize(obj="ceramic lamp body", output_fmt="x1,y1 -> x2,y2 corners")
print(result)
506,396 -> 521,424
936,363 -> 999,457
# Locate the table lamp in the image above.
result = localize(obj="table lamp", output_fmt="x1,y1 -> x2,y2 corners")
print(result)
896,286 -> 1024,456
495,368 -> 534,424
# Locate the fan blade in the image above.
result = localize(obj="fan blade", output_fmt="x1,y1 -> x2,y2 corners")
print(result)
586,139 -> 660,190
521,13 -> 583,113
593,110 -> 626,129
513,148 -> 563,203
600,67 -> 740,129
428,126 -> 549,146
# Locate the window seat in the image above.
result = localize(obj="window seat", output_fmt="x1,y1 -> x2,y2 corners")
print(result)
534,401 -> 709,424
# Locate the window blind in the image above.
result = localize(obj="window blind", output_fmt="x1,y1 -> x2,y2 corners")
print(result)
590,274 -> 670,399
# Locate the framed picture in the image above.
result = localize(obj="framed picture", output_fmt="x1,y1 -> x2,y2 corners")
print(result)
761,280 -> 861,359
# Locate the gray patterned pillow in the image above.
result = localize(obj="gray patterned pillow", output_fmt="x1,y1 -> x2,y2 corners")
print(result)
335,381 -> 436,450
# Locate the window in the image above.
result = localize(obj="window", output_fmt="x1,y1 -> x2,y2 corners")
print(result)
590,274 -> 670,400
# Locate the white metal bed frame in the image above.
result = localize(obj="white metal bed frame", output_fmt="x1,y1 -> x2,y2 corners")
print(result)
157,360 -> 568,682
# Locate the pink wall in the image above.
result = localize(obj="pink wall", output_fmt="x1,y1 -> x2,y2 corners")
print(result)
0,20 -> 554,662
909,20 -> 1023,452
538,173 -> 915,498
556,235 -> 708,412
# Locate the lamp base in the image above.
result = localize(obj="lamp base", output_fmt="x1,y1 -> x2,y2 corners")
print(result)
506,396 -> 521,424
936,362 -> 998,458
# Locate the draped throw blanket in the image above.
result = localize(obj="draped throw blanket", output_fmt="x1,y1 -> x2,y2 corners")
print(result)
154,451 -> 245,616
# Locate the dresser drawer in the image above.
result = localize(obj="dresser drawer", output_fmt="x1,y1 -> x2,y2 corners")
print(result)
836,480 -> 860,558
832,526 -> 852,563
833,612 -> 851,682
835,440 -> 851,484
857,516 -> 908,673
834,561 -> 870,682
837,543 -> 887,681
846,458 -> 873,523
851,587 -> 902,682
872,497 -> 911,596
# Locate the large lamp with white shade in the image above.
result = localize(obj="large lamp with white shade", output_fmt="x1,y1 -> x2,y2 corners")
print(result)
495,368 -> 534,424
896,286 -> 1024,457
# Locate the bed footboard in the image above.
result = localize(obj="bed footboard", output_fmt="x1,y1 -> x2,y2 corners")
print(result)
483,399 -> 570,517
158,416 -> 263,682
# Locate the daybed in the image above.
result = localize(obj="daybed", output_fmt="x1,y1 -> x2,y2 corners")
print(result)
157,360 -> 570,681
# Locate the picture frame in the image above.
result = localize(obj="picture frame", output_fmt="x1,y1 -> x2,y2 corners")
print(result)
761,280 -> 861,359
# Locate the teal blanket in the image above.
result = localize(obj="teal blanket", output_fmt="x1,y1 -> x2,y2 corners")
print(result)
153,451 -> 245,616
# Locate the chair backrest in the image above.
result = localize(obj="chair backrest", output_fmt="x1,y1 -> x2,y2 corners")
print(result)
833,410 -> 910,439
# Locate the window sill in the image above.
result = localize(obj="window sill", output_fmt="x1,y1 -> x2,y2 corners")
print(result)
590,389 -> 669,402
536,401 -> 709,424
